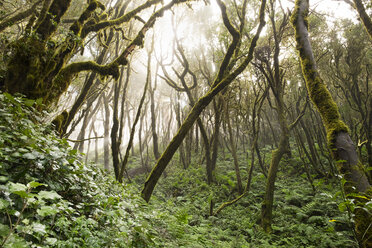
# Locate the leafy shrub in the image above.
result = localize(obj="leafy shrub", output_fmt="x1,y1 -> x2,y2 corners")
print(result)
0,93 -> 162,247
0,92 -> 360,247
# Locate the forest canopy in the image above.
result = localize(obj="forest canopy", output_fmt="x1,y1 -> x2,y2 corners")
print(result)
0,0 -> 371,247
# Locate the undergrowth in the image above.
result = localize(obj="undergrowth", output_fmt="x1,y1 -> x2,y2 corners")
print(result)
0,92 -> 358,247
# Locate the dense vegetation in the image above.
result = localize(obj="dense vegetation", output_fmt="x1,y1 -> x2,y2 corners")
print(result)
0,93 -> 363,247
0,0 -> 371,247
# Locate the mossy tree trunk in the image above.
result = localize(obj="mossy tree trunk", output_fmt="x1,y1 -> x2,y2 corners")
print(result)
174,95 -> 188,169
0,0 -> 42,32
149,65 -> 160,160
224,96 -> 243,194
103,92 -> 112,172
292,0 -> 371,246
211,99 -> 223,172
257,1 -> 307,231
255,3 -> 290,232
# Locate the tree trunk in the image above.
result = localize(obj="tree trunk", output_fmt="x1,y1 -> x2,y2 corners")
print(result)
211,99 -> 223,171
292,1 -> 371,246
225,101 -> 243,194
352,0 -> 372,40
103,93 -> 111,172
149,75 -> 160,160
118,63 -> 150,182
261,100 -> 290,233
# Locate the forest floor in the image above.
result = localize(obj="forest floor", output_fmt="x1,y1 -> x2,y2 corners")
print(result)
0,92 -> 358,247
126,154 -> 358,248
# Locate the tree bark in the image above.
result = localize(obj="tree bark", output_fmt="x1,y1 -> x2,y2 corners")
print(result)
352,0 -> 372,40
103,92 -> 112,172
292,1 -> 371,246
224,100 -> 243,194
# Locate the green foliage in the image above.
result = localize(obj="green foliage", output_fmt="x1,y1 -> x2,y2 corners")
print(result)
0,93 -> 163,247
0,92 -> 358,247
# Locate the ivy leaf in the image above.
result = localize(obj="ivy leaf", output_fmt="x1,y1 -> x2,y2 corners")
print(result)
9,182 -> 27,192
37,206 -> 58,217
37,191 -> 61,200
27,181 -> 45,189
0,199 -> 9,210
45,237 -> 57,245
0,223 -> 10,236
0,176 -> 8,183
31,223 -> 46,234
9,183 -> 28,198
23,152 -> 37,160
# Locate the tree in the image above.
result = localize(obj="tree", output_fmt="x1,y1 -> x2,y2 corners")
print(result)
254,1 -> 305,232
142,0 -> 267,202
352,0 -> 372,40
320,20 -> 372,170
292,0 -> 371,246
0,0 -> 195,133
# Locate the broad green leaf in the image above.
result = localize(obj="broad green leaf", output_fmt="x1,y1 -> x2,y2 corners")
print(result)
9,182 -> 27,194
37,191 -> 61,200
0,223 -> 10,236
11,152 -> 21,157
31,223 -> 46,234
3,93 -> 14,102
27,181 -> 45,189
24,99 -> 35,107
9,182 -> 28,198
4,237 -> 29,248
0,199 -> 9,210
17,148 -> 29,153
0,176 -> 8,183
23,152 -> 36,160
37,206 -> 58,217
45,237 -> 57,245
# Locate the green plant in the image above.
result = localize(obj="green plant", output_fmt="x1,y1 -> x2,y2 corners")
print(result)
0,181 -> 64,247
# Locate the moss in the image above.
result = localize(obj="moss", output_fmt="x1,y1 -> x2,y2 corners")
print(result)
354,205 -> 372,247
4,37 -> 51,101
291,0 -> 348,151
35,0 -> 73,41
300,59 -> 348,151
52,110 -> 69,133
70,0 -> 104,35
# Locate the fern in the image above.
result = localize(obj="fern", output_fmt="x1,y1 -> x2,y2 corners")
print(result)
301,201 -> 317,215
